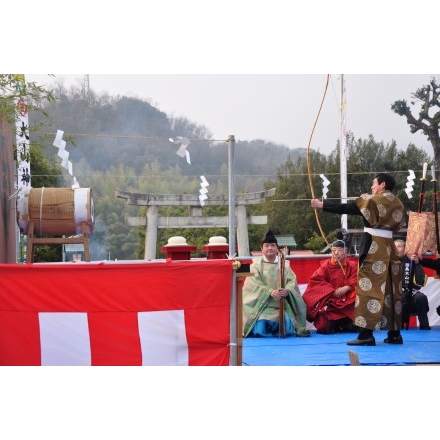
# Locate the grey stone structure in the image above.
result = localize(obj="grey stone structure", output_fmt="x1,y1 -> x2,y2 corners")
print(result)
116,188 -> 276,259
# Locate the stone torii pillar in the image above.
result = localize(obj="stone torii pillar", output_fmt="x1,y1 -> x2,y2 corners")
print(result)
116,188 -> 276,260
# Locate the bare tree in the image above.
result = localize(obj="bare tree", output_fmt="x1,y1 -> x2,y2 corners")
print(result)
391,76 -> 440,165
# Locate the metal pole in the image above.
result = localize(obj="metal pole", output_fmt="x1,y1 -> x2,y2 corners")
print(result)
228,135 -> 236,256
228,135 -> 237,366
340,74 -> 348,230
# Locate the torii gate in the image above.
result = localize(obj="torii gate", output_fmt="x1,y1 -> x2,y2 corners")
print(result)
116,188 -> 276,259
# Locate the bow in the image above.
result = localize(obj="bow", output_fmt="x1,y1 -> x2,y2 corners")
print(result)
307,74 -> 330,248
278,248 -> 286,338
307,75 -> 349,277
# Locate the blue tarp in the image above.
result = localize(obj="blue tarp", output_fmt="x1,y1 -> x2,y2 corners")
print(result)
242,327 -> 440,366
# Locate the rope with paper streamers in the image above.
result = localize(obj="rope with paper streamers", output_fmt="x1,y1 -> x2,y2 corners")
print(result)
170,136 -> 210,207
52,130 -> 80,189
199,175 -> 209,206
169,136 -> 191,164
405,170 -> 416,199
320,174 -> 331,199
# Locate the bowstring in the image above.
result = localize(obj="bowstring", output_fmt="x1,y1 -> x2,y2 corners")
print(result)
306,75 -> 346,277
307,74 -> 330,249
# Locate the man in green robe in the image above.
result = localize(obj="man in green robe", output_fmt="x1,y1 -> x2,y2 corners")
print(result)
242,229 -> 311,338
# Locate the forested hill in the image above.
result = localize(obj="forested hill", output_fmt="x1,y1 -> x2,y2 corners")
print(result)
31,84 -> 310,193
27,82 -> 320,260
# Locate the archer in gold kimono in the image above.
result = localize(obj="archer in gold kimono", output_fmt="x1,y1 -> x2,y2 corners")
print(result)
242,230 -> 310,338
311,173 -> 405,346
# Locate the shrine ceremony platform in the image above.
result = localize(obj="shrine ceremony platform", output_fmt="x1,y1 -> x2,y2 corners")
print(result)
239,254 -> 440,367
242,326 -> 440,366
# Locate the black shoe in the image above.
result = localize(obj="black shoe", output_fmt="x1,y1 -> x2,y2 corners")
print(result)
347,336 -> 376,346
384,334 -> 403,344
420,325 -> 431,330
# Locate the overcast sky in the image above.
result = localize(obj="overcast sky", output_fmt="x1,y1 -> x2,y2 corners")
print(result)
26,74 -> 436,158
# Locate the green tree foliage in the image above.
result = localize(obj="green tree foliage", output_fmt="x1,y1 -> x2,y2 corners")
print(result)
250,132 -> 433,253
256,149 -> 342,251
304,232 -> 327,253
0,74 -> 55,124
29,147 -> 63,188
0,74 -> 62,262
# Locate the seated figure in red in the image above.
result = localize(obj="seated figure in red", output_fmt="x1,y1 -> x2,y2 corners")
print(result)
302,233 -> 358,334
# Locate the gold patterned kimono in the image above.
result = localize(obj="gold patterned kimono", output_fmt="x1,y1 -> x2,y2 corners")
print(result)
324,191 -> 405,331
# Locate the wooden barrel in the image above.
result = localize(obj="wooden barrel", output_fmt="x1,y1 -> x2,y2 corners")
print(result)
17,187 -> 94,236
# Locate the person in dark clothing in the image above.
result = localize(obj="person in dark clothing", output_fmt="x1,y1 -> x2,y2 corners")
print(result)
419,257 -> 440,320
394,240 -> 430,332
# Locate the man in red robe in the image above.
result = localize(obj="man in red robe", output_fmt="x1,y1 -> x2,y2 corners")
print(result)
302,239 -> 358,334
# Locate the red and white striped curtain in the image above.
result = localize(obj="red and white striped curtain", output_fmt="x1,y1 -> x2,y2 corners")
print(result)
0,260 -> 233,366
